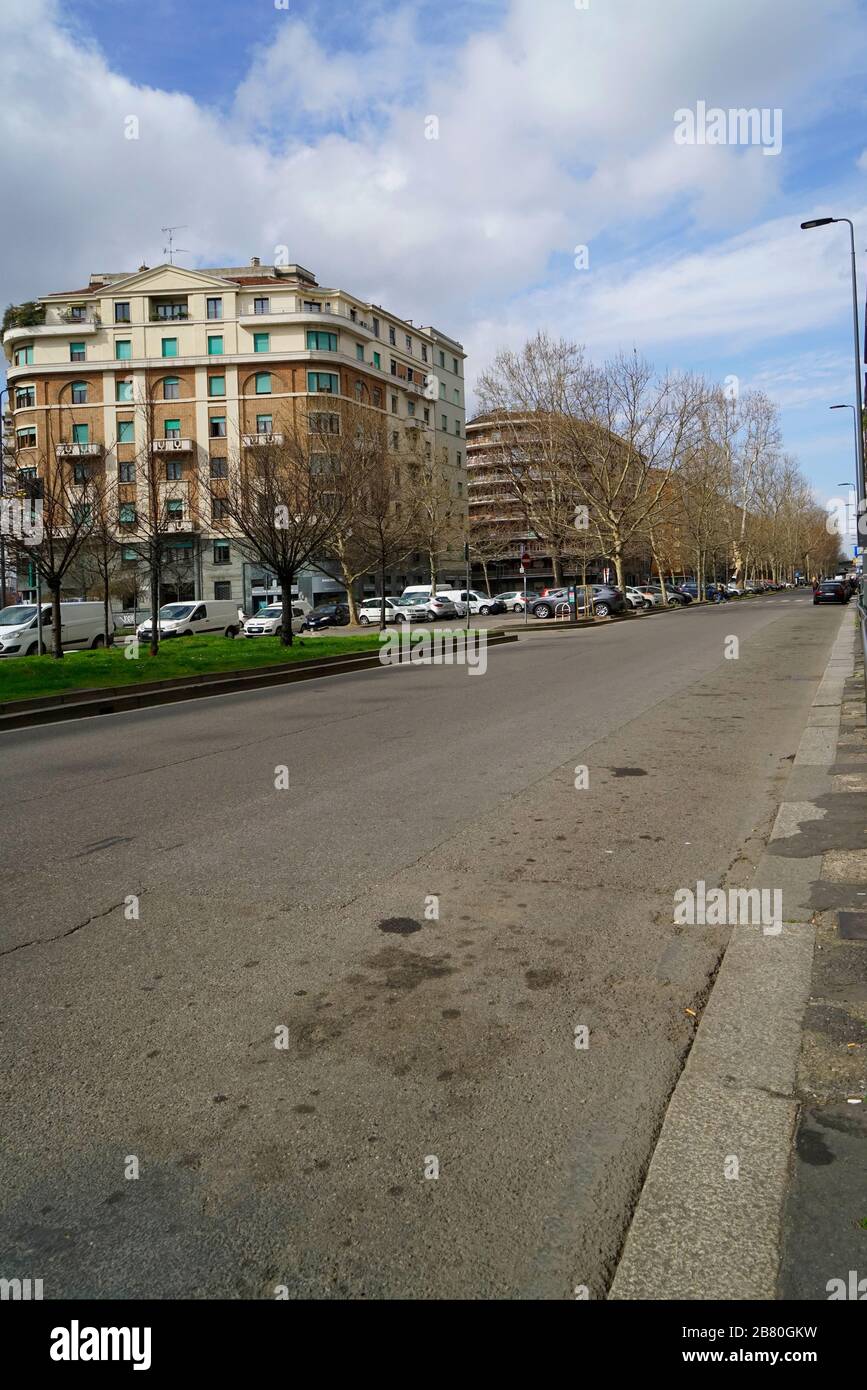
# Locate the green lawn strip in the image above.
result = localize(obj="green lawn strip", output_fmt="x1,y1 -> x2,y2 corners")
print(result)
0,633 -> 386,704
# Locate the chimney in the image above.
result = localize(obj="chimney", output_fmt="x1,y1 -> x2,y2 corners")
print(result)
250,256 -> 261,267
138,263 -> 149,272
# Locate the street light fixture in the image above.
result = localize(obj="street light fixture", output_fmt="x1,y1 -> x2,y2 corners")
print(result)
801,218 -> 865,510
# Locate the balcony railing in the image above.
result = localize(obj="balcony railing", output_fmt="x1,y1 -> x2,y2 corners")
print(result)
56,442 -> 103,457
241,432 -> 284,447
152,438 -> 193,453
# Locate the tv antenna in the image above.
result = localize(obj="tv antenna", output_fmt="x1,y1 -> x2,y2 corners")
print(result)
161,225 -> 189,265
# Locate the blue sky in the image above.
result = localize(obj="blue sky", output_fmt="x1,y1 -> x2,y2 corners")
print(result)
3,0 -> 867,521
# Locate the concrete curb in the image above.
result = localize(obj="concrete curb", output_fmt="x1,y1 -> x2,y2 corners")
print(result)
609,606 -> 851,1300
0,632 -> 518,732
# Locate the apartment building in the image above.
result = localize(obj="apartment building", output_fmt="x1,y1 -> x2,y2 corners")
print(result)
2,258 -> 467,610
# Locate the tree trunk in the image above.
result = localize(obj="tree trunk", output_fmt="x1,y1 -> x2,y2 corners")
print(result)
380,558 -> 388,631
49,581 -> 63,659
103,575 -> 112,647
149,553 -> 160,656
428,548 -> 438,595
279,570 -> 295,647
481,559 -> 491,596
552,553 -> 563,586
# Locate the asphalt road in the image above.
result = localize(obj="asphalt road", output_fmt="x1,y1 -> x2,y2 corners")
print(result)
0,591 -> 846,1298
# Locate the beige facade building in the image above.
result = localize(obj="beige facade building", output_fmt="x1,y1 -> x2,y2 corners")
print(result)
2,258 -> 467,609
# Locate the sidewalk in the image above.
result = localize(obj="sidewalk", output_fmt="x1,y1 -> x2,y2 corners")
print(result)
610,608 -> 865,1300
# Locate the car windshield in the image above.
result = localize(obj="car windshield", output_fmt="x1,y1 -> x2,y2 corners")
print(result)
396,597 -> 421,606
257,607 -> 282,619
0,605 -> 36,626
158,604 -> 194,620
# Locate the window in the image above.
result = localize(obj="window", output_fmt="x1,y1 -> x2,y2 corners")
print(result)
211,497 -> 229,521
207,335 -> 223,355
306,330 -> 337,351
308,411 -> 340,435
356,343 -> 364,361
453,357 -> 459,374
165,459 -> 182,480
373,351 -> 381,370
118,421 -> 135,445
253,332 -> 270,353
391,431 -> 399,449
71,503 -> 92,526
115,302 -> 130,323
423,407 -> 430,423
14,345 -> 33,366
70,342 -> 85,362
388,326 -> 396,345
18,465 -> 37,484
438,350 -> 445,368
16,426 -> 37,448
163,376 -> 179,400
405,335 -> 412,352
372,316 -> 380,337
372,387 -> 382,407
71,381 -> 88,404
253,297 -> 270,315
115,340 -> 131,360
207,297 -> 222,320
391,394 -> 398,413
208,375 -> 225,397
119,459 -> 135,480
153,300 -> 187,320
439,381 -> 446,399
210,458 -> 228,478
167,498 -> 184,521
303,299 -> 321,313
15,384 -> 35,408
164,418 -> 181,440
454,419 -> 461,436
255,413 -> 272,433
161,338 -> 178,358
213,541 -> 230,565
72,423 -> 89,445
390,358 -> 397,376
457,451 -> 462,469
69,306 -> 87,322
421,344 -> 428,363
453,389 -> 460,404
119,503 -> 136,524
441,414 -> 447,431
355,382 -> 363,400
209,416 -> 226,438
307,371 -> 337,393
214,581 -> 232,600
255,372 -> 272,394
407,400 -> 415,416
116,379 -> 133,402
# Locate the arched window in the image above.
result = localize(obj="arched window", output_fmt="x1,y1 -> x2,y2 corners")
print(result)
71,381 -> 88,404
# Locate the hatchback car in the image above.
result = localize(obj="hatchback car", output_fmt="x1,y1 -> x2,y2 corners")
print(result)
243,603 -> 307,637
358,597 -> 403,625
492,590 -> 543,612
813,580 -> 850,605
302,603 -> 351,630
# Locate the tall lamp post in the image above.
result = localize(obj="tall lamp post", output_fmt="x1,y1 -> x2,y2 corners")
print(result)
801,218 -> 865,512
832,404 -> 860,565
0,384 -> 9,607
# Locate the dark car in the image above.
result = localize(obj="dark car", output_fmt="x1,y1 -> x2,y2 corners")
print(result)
531,583 -> 625,619
302,603 -> 351,629
813,580 -> 849,606
645,582 -> 692,607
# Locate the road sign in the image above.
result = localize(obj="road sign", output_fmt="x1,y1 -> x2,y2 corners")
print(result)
520,552 -> 532,568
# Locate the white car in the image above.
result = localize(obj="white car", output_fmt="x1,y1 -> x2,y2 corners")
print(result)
0,601 -> 115,657
358,597 -> 405,625
393,594 -> 460,622
492,590 -> 541,612
624,586 -> 652,610
243,603 -> 307,637
137,599 -> 241,640
437,589 -> 500,616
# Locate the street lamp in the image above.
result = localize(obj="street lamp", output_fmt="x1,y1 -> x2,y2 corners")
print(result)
832,405 -> 862,556
801,218 -> 865,509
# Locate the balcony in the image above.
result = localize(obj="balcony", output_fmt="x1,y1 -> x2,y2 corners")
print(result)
152,438 -> 193,454
5,318 -> 101,346
241,432 -> 284,447
56,442 -> 103,458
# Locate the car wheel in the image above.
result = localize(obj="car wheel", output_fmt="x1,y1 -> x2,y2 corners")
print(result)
667,597 -> 681,607
532,603 -> 553,618
91,633 -> 105,648
594,602 -> 610,617
812,599 -> 819,605
359,615 -> 370,625
26,641 -> 39,656
225,625 -> 239,638
479,605 -> 490,615
512,603 -> 522,612
643,600 -> 652,610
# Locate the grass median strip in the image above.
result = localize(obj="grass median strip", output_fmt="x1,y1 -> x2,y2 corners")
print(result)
0,633 -> 387,704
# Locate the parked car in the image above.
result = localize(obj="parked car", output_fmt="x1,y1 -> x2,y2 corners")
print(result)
437,589 -> 505,616
531,584 -> 626,619
492,590 -> 543,612
629,584 -> 664,608
624,586 -> 653,610
644,583 -> 691,607
302,603 -> 351,630
0,601 -> 116,657
243,603 -> 307,637
813,579 -> 850,605
358,597 -> 404,625
137,599 -> 241,641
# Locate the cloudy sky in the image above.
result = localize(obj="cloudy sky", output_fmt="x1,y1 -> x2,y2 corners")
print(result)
3,0 -> 867,506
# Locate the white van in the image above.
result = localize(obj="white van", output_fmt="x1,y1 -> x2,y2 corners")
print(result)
0,601 -> 115,657
136,599 -> 241,641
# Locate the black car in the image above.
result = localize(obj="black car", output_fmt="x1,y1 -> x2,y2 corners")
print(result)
812,580 -> 849,605
302,603 -> 351,629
